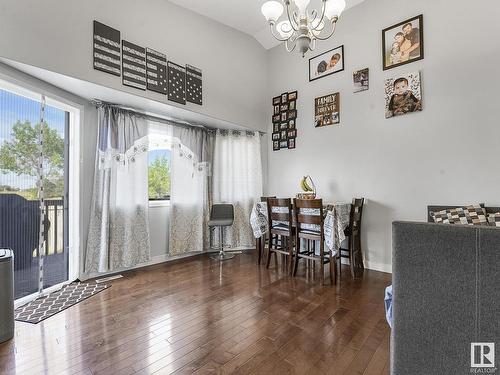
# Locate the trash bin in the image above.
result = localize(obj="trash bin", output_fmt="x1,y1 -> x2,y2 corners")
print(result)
0,248 -> 14,343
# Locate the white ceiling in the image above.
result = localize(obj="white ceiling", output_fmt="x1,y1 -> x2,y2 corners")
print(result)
168,0 -> 366,49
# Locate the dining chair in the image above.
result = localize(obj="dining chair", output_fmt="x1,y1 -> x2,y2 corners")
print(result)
266,198 -> 294,273
338,198 -> 365,278
255,196 -> 276,265
293,198 -> 336,286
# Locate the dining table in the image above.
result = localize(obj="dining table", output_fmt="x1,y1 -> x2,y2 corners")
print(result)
249,200 -> 358,270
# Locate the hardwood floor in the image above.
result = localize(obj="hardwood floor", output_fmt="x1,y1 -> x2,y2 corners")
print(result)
0,251 -> 392,375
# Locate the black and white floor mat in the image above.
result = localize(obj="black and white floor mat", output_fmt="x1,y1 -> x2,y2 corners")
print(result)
15,282 -> 110,324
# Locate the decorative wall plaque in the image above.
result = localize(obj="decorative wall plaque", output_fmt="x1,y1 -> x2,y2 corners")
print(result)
186,65 -> 202,105
146,48 -> 167,94
167,62 -> 186,105
122,40 -> 147,90
93,21 -> 121,76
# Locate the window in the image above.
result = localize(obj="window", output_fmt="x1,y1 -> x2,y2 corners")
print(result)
148,145 -> 171,201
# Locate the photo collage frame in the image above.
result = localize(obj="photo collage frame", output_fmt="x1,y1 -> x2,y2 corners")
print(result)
272,91 -> 297,151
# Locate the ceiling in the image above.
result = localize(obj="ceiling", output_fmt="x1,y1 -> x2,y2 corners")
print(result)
168,0 -> 366,49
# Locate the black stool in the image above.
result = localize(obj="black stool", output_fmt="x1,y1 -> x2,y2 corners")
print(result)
209,204 -> 235,261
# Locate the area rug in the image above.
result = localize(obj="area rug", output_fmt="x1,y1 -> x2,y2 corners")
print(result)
15,282 -> 110,324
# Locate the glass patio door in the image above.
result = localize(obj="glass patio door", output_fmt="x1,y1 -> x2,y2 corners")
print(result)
0,83 -> 70,300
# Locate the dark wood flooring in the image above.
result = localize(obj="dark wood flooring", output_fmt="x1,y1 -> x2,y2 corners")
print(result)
0,251 -> 392,375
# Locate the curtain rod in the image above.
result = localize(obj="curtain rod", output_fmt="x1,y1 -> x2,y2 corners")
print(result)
91,99 -> 265,136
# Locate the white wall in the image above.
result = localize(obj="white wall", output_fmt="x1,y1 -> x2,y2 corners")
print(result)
0,0 -> 268,132
266,0 -> 500,272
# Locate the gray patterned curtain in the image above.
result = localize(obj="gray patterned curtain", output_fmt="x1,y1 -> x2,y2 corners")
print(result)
84,105 -> 151,273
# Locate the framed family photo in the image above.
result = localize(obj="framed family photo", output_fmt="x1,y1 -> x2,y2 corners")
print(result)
315,92 -> 340,127
353,68 -> 369,93
309,45 -> 344,82
382,15 -> 424,70
384,71 -> 422,118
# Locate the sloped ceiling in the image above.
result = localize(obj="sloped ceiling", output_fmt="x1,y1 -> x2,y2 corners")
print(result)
167,0 -> 366,49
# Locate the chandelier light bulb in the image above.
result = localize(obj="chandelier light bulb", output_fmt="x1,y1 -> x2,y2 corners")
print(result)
324,0 -> 346,19
294,0 -> 310,15
261,1 -> 284,23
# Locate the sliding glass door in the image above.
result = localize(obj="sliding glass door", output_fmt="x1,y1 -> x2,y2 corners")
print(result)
0,82 -> 72,300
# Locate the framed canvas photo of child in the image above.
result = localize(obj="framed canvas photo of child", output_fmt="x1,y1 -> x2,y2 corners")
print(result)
309,45 -> 344,82
384,71 -> 422,118
382,15 -> 423,70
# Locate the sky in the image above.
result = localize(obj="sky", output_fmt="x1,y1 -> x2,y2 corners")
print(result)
0,88 -> 65,190
0,88 -> 170,190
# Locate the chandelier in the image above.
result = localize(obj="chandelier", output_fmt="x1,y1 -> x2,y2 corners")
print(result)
261,0 -> 346,56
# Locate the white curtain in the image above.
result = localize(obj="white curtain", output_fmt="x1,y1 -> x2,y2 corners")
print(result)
169,126 -> 214,256
85,106 -> 151,273
213,130 -> 263,249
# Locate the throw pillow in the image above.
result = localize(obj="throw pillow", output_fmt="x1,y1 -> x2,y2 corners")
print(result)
487,212 -> 500,227
431,204 -> 487,225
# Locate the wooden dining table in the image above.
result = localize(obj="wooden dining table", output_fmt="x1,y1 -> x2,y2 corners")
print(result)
249,201 -> 352,265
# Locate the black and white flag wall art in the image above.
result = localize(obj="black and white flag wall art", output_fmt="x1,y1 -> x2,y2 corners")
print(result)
167,62 -> 186,105
186,65 -> 202,105
146,48 -> 168,94
93,21 -> 121,76
122,40 -> 147,90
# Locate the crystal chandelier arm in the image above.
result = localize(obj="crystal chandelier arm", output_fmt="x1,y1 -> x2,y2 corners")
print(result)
269,23 -> 292,42
284,0 -> 299,31
314,18 -> 338,40
310,0 -> 327,30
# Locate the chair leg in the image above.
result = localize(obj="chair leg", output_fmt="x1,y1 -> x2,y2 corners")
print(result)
293,241 -> 300,276
266,237 -> 272,269
320,241 -> 325,286
349,237 -> 355,279
287,236 -> 294,275
329,253 -> 336,285
256,237 -> 261,265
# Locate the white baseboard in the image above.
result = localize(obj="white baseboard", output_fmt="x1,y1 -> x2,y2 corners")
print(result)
340,258 -> 392,274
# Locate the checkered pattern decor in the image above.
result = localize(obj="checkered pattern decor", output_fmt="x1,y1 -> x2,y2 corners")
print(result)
15,282 -> 110,324
431,204 -> 487,225
488,212 -> 500,227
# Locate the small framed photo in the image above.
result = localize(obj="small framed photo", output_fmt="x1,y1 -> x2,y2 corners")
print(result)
280,122 -> 288,130
273,141 -> 280,151
287,138 -> 296,149
288,101 -> 296,110
274,105 -> 280,115
384,71 -> 422,118
288,91 -> 298,101
382,14 -> 424,70
353,68 -> 369,93
309,45 -> 344,82
281,112 -> 288,122
272,132 -> 280,141
281,92 -> 288,104
273,96 -> 281,105
280,130 -> 287,140
280,140 -> 288,148
287,129 -> 296,138
272,114 -> 280,123
288,119 -> 296,130
273,123 -> 279,132
288,109 -> 297,119
280,104 -> 288,112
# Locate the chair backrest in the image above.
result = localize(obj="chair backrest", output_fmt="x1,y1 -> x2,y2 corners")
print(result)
349,198 -> 364,237
210,204 -> 234,222
266,198 -> 292,233
293,198 -> 324,236
260,196 -> 276,202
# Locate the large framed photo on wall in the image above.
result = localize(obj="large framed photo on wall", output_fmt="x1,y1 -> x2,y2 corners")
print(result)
309,45 -> 344,82
382,14 -> 424,70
